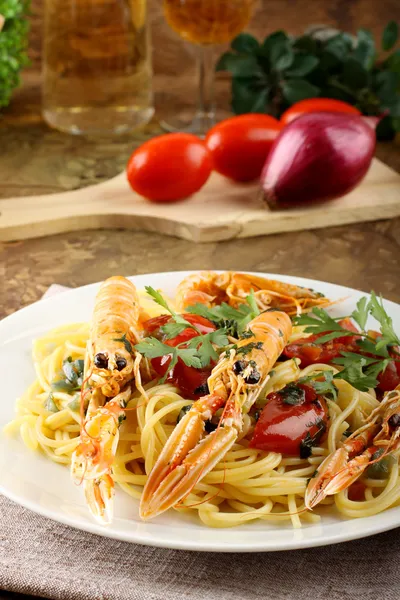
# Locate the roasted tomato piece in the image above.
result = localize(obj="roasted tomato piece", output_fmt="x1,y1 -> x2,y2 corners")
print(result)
283,318 -> 361,367
143,313 -> 216,399
249,383 -> 328,457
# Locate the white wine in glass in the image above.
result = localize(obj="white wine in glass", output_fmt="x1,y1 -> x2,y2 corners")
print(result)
162,0 -> 255,135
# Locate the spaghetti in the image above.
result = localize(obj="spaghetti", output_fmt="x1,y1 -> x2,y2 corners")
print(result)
6,312 -> 400,528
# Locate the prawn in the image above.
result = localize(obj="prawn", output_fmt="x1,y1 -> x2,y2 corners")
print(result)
175,271 -> 329,316
139,309 -> 292,519
305,386 -> 400,509
71,276 -> 141,523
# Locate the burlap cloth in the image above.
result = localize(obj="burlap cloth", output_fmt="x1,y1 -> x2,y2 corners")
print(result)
1,493 -> 399,600
1,286 -> 399,599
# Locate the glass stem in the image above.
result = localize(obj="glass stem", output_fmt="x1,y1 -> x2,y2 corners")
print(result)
196,45 -> 215,126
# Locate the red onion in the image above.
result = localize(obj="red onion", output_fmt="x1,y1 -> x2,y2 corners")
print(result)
261,112 -> 376,209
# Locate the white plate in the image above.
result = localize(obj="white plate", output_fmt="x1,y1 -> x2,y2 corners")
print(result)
1,271 -> 399,552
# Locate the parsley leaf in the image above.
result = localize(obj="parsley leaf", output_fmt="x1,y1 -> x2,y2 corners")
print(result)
352,297 -> 369,330
145,286 -> 173,314
368,292 -> 400,350
311,371 -> 338,401
356,338 -> 390,358
187,293 -> 259,337
187,329 -> 229,367
332,353 -> 390,391
294,308 -> 349,343
245,290 -> 260,317
135,328 -> 228,376
135,337 -> 202,382
299,371 -> 338,401
135,337 -> 174,360
145,286 -> 201,337
161,321 -> 190,339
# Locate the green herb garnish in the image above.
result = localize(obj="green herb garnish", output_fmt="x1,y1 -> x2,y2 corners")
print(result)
236,341 -> 263,356
187,291 -> 260,338
51,357 -> 84,393
294,293 -> 400,392
216,21 -> 400,140
145,286 -> 201,338
45,392 -> 59,413
177,404 -> 192,424
300,418 -> 327,459
112,333 -> 133,353
67,396 -> 81,412
366,447 -> 393,479
299,371 -> 338,401
280,383 -> 305,405
135,326 -> 229,382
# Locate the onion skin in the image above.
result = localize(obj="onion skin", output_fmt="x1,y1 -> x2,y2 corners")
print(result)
261,112 -> 376,209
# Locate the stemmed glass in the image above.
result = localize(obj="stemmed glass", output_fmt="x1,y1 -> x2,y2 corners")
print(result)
162,0 -> 255,136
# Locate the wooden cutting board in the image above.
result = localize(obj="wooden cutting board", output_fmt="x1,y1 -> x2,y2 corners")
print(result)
1,158 -> 400,243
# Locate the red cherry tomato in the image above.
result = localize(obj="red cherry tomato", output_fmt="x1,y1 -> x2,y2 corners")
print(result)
205,114 -> 282,182
348,481 -> 366,502
249,383 -> 328,457
144,313 -> 216,399
377,358 -> 400,391
127,133 -> 213,203
280,99 -> 361,126
283,318 -> 360,367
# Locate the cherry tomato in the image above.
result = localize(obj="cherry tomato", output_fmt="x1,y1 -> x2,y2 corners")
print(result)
205,114 -> 282,182
280,99 -> 361,126
348,481 -> 366,502
127,133 -> 213,202
284,318 -> 360,367
144,313 -> 216,399
377,359 -> 400,392
249,383 -> 328,457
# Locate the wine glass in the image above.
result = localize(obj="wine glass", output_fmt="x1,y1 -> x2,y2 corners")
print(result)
162,0 -> 255,136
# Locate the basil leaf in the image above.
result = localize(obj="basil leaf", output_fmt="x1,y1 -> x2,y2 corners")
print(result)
342,57 -> 369,90
382,21 -> 398,52
231,33 -> 259,54
259,31 -> 289,59
282,79 -> 320,104
286,54 -> 319,77
325,33 -> 352,61
293,35 -> 318,54
385,49 -> 400,74
354,29 -> 376,70
271,44 -> 294,71
231,78 -> 266,114
215,53 -> 260,78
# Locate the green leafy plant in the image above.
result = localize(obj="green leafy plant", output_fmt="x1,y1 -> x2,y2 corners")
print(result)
0,0 -> 30,109
216,21 -> 400,140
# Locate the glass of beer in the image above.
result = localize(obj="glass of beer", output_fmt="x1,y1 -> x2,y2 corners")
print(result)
42,0 -> 154,135
163,0 -> 255,135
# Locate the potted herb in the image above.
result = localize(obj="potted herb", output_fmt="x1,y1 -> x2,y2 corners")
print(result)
216,21 -> 400,140
0,0 -> 30,109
